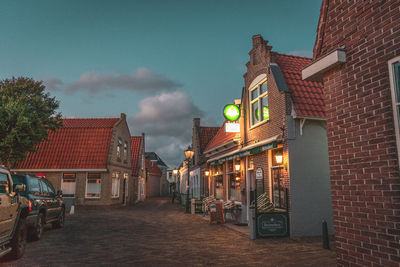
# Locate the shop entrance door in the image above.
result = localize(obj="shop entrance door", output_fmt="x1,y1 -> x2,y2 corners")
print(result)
271,167 -> 287,209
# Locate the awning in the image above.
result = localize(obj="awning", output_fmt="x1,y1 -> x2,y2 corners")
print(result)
208,135 -> 280,165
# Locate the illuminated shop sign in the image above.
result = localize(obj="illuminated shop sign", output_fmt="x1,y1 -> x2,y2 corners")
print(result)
225,122 -> 240,133
223,104 -> 240,121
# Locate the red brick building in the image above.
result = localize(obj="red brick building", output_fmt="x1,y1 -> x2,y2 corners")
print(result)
12,114 -> 136,207
204,35 -> 333,236
145,159 -> 162,197
303,0 -> 400,265
131,135 -> 146,202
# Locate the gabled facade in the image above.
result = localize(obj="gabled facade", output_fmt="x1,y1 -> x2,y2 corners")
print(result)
190,118 -> 220,199
12,113 -> 134,207
131,134 -> 146,202
302,0 -> 400,264
145,152 -> 169,197
204,35 -> 333,236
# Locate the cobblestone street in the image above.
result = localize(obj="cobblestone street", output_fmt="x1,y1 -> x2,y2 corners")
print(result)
3,198 -> 336,266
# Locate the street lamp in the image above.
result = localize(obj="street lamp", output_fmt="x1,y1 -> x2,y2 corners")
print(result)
184,146 -> 194,213
275,150 -> 283,165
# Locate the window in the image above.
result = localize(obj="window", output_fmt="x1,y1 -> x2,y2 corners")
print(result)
389,57 -> 400,162
116,139 -> 122,159
28,177 -> 41,195
112,172 -> 120,198
45,181 -> 55,196
39,180 -> 49,196
124,142 -> 128,161
86,173 -> 101,198
249,79 -> 269,127
0,173 -> 9,194
61,173 -> 76,197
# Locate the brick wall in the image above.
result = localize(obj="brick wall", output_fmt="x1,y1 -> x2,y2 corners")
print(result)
314,0 -> 400,265
242,35 -> 291,200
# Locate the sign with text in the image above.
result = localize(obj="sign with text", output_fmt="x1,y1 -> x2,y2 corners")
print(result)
257,213 -> 289,237
209,202 -> 225,224
256,168 -> 264,180
225,122 -> 240,133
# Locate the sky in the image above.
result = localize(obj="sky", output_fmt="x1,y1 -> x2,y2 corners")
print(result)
0,0 -> 322,168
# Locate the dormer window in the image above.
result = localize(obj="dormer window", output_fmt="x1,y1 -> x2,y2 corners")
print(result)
249,78 -> 269,127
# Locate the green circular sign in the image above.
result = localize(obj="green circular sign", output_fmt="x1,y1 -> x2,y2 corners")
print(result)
256,106 -> 270,121
223,104 -> 240,121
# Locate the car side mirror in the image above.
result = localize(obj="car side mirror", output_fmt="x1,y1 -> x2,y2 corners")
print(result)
56,190 -> 63,197
14,184 -> 26,193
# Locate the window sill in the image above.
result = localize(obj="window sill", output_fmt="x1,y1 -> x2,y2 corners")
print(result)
85,197 -> 100,200
249,119 -> 269,131
112,196 -> 120,199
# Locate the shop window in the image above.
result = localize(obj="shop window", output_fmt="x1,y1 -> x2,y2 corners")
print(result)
86,173 -> 101,198
229,174 -> 241,201
388,57 -> 400,163
215,175 -> 224,200
248,156 -> 254,170
271,149 -> 287,209
249,79 -> 269,127
112,172 -> 120,198
61,173 -> 76,197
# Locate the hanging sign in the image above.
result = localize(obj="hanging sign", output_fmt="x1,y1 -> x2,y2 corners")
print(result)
223,104 -> 240,121
225,122 -> 240,133
256,168 -> 264,180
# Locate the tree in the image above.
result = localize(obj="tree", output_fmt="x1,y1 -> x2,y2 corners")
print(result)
0,77 -> 62,168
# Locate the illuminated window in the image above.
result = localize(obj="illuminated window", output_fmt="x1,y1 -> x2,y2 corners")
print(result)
86,173 -> 101,198
249,79 -> 269,127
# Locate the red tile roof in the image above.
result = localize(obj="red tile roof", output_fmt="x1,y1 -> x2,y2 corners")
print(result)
13,118 -> 119,170
199,127 -> 220,152
131,136 -> 142,176
146,159 -> 162,175
274,53 -> 325,118
204,122 -> 237,152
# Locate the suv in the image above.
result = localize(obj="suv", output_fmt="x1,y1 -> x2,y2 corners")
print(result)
11,174 -> 65,241
0,167 -> 29,259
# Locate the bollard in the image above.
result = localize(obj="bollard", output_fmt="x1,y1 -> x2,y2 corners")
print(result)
322,220 -> 330,249
249,207 -> 256,240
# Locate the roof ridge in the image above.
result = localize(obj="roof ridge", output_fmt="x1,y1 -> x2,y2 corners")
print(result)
272,51 -> 312,60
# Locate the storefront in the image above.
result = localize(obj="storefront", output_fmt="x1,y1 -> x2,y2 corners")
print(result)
203,35 -> 334,237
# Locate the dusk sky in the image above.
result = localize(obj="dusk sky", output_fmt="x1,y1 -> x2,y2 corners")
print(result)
0,0 -> 322,168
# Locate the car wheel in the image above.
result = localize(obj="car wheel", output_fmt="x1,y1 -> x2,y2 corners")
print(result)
31,213 -> 44,241
9,217 -> 27,259
53,208 -> 65,229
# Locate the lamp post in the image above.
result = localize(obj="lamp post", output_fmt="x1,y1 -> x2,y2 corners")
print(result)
184,147 -> 194,213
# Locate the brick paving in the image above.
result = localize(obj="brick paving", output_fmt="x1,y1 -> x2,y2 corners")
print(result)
2,198 -> 336,266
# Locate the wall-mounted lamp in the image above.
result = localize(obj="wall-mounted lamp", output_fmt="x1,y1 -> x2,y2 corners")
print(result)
275,151 -> 283,165
204,170 -> 210,176
235,164 -> 241,171
173,169 -> 178,175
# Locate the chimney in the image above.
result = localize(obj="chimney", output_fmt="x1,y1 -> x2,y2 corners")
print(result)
120,113 -> 126,120
193,118 -> 200,129
252,34 -> 263,48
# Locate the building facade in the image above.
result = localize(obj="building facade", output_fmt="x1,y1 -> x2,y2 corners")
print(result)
145,152 -> 169,197
302,0 -> 400,264
204,35 -> 334,236
131,134 -> 146,202
12,113 -> 135,208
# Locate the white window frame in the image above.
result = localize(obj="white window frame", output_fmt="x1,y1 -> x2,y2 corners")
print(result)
111,172 -> 120,198
61,173 -> 76,198
85,173 -> 101,199
249,77 -> 269,128
388,56 -> 400,164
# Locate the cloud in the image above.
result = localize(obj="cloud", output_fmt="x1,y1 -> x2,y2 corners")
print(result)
41,68 -> 182,95
287,50 -> 313,58
128,91 -> 214,168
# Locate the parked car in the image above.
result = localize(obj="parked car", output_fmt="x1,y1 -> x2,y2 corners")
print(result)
11,174 -> 65,241
0,167 -> 29,259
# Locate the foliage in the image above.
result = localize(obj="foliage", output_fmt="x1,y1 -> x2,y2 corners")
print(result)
0,77 -> 62,167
